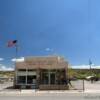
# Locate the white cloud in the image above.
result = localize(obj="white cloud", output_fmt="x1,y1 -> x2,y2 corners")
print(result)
72,65 -> 100,69
0,64 -> 14,71
45,48 -> 53,52
11,57 -> 24,62
0,58 -> 4,61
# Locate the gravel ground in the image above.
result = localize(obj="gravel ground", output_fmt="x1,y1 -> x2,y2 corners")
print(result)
0,80 -> 100,92
71,80 -> 100,90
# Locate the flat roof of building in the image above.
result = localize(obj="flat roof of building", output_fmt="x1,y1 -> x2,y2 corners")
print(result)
16,56 -> 68,69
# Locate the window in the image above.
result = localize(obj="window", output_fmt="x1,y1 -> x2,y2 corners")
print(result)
18,69 -> 26,71
17,76 -> 26,84
27,75 -> 36,84
27,69 -> 35,72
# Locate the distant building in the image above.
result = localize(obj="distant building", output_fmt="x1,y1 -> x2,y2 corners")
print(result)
14,56 -> 69,90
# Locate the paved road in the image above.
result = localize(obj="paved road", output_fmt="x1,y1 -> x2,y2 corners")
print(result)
0,93 -> 100,100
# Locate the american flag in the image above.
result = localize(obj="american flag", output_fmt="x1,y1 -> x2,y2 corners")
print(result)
7,40 -> 17,47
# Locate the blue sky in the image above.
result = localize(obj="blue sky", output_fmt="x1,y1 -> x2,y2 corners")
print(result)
0,0 -> 100,70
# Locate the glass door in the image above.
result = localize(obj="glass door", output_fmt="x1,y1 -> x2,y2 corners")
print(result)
50,73 -> 56,84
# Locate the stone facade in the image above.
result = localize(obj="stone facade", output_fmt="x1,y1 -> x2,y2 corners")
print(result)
14,56 -> 69,90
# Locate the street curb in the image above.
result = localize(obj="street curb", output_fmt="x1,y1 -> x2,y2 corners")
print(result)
0,90 -> 100,95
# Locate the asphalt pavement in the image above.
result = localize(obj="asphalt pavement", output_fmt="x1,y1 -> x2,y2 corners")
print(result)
0,93 -> 100,100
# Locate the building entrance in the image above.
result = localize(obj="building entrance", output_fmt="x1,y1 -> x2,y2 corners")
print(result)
42,70 -> 56,85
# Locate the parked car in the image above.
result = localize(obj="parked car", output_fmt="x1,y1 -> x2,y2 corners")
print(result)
86,75 -> 99,81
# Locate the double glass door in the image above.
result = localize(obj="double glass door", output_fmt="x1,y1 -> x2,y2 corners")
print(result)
42,71 -> 56,85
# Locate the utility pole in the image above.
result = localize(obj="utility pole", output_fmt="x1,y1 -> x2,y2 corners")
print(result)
89,59 -> 93,83
89,59 -> 92,75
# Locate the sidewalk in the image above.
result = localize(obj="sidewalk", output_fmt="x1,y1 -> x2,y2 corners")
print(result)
0,89 -> 100,95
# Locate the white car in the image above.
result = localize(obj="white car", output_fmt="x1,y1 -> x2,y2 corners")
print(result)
86,75 -> 99,81
86,76 -> 94,79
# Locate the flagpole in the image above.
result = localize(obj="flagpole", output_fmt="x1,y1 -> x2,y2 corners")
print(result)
15,44 -> 18,59
8,40 -> 18,88
14,41 -> 18,88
